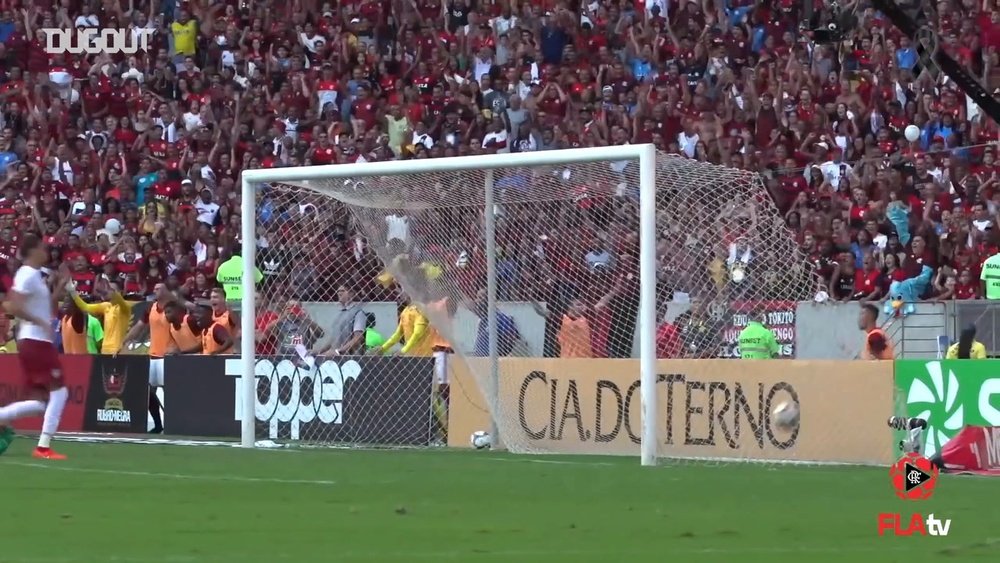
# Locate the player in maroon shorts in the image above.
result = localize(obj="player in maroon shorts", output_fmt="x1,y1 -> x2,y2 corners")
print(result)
0,234 -> 71,459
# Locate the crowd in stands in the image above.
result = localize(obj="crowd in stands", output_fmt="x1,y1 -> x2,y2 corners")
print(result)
0,0 -> 999,335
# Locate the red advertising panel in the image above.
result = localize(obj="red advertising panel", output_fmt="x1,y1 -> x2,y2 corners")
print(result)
0,355 -> 92,432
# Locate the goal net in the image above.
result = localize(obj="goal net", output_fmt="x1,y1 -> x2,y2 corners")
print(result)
246,149 -> 819,461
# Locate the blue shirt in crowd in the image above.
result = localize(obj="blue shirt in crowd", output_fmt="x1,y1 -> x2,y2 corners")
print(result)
474,310 -> 519,357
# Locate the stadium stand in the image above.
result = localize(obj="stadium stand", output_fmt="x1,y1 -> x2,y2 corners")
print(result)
0,0 -> 997,354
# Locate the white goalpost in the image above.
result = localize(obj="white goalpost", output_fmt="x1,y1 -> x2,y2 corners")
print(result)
240,144 -> 661,465
236,145 -> 820,465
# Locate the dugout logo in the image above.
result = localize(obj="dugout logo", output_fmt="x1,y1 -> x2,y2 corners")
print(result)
96,363 -> 131,425
42,27 -> 155,54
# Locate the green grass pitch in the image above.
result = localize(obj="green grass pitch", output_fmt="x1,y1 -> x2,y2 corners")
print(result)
1,438 -> 997,562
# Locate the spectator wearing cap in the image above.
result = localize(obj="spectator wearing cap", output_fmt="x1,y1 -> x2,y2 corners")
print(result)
194,186 -> 219,226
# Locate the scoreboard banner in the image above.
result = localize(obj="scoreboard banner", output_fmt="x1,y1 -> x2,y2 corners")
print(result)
163,355 -> 436,445
449,358 -> 895,465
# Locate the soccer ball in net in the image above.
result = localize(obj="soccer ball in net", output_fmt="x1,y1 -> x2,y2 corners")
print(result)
772,401 -> 800,430
470,431 -> 492,450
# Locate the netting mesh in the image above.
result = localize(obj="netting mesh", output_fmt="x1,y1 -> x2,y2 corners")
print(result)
253,152 -> 818,453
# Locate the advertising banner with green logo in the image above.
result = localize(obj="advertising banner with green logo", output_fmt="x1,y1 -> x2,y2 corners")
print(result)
894,360 -> 1000,457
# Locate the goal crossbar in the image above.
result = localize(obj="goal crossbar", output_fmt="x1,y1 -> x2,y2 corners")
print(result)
239,144 -> 659,465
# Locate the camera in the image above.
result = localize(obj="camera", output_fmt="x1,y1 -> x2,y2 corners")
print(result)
804,1 -> 857,44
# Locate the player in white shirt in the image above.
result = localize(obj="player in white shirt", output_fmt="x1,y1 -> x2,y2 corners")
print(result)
0,235 -> 71,460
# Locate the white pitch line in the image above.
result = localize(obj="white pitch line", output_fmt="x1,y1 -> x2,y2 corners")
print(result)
482,456 -> 877,473
487,456 -> 618,467
4,557 -> 209,563
2,462 -> 335,486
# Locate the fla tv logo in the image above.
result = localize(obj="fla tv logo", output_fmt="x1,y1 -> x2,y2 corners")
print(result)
890,452 -> 938,500
878,453 -> 951,537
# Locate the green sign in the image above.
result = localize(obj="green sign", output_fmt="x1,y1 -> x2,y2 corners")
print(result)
894,360 -> 1000,457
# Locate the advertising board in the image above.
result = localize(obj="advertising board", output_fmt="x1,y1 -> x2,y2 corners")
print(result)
450,359 -> 894,464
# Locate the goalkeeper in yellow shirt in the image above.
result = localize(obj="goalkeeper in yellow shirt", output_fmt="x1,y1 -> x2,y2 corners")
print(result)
376,291 -> 434,357
68,280 -> 135,355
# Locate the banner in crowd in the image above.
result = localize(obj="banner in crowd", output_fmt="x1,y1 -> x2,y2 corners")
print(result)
81,355 -> 150,434
450,359 -> 894,464
894,360 -> 1000,457
163,355 -> 436,445
0,355 -> 91,432
716,300 -> 797,358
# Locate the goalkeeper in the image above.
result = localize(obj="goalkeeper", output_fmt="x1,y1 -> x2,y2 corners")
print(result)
376,290 -> 434,357
375,251 -> 440,357
384,255 -> 455,439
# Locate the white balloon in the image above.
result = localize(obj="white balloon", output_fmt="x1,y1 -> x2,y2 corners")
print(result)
904,125 -> 921,143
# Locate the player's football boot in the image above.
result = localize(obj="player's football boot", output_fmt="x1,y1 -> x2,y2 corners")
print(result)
32,447 -> 67,460
887,416 -> 928,431
0,426 -> 13,455
889,417 -> 927,454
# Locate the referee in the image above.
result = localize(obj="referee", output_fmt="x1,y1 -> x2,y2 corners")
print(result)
737,310 -> 779,359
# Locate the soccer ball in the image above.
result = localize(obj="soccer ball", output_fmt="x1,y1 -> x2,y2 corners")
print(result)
470,430 -> 492,450
772,400 -> 800,430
